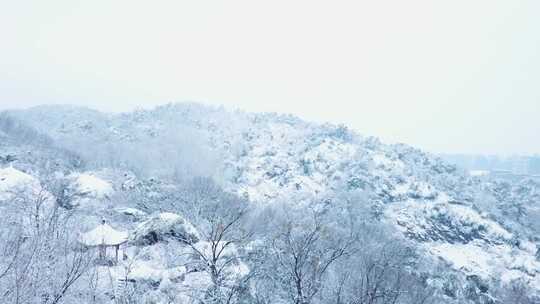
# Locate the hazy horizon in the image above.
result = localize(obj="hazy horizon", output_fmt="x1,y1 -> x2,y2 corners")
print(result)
1,0 -> 539,155
4,101 -> 539,159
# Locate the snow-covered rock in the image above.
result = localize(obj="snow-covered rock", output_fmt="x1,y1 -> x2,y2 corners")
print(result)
0,167 -> 56,234
0,167 -> 44,201
130,212 -> 200,245
70,173 -> 113,199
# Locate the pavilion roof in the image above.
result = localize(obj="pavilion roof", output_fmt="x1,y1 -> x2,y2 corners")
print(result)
80,221 -> 128,246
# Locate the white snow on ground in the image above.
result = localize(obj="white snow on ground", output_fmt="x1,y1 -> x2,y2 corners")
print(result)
124,259 -> 165,282
71,173 -> 113,199
387,198 -> 513,243
386,196 -> 540,290
445,203 -> 512,240
429,241 -> 540,284
429,242 -> 494,277
181,271 -> 212,290
118,259 -> 187,283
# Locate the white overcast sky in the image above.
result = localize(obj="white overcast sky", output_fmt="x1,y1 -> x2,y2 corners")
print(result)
1,0 -> 539,155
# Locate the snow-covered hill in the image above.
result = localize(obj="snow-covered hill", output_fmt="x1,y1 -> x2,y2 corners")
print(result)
3,103 -> 540,303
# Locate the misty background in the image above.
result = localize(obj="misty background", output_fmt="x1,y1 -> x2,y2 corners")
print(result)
1,0 -> 539,155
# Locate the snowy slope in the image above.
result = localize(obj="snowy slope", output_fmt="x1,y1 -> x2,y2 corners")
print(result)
6,103 -> 540,300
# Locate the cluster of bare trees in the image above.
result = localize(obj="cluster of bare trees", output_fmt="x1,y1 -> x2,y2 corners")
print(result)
170,178 -> 253,304
243,205 -> 439,304
165,178 -> 441,304
2,174 -> 538,304
267,208 -> 354,304
0,188 -> 94,304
